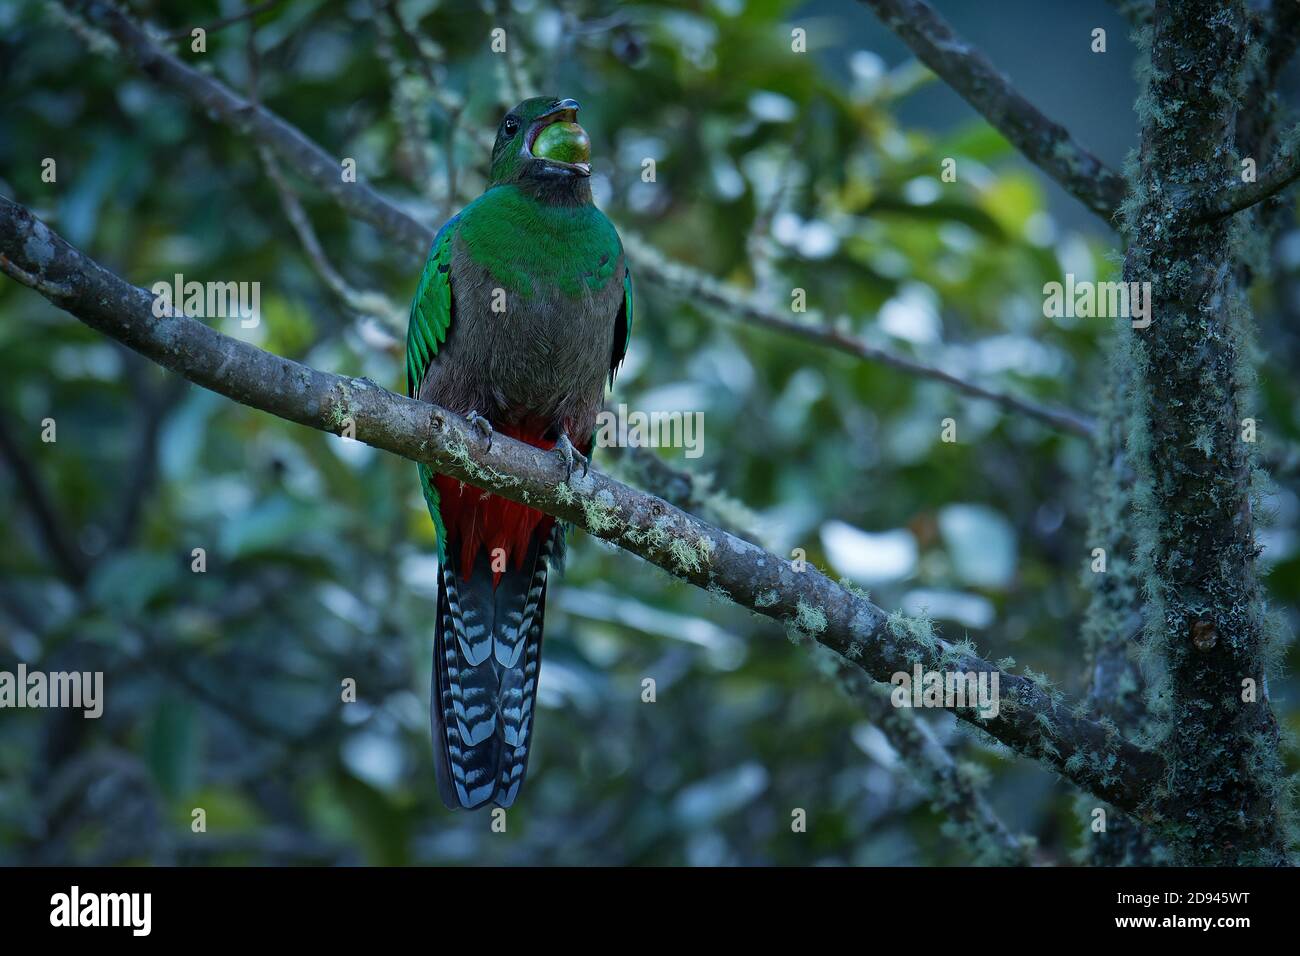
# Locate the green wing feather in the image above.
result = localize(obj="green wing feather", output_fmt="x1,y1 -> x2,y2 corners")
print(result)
409,215 -> 629,559
407,218 -> 457,398
408,217 -> 459,561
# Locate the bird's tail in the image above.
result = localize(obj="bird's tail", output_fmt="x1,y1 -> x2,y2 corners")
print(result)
431,523 -> 563,810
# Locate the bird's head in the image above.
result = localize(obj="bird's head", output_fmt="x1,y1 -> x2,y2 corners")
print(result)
488,96 -> 593,197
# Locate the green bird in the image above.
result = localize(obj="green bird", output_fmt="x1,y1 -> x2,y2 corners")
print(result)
406,97 -> 632,809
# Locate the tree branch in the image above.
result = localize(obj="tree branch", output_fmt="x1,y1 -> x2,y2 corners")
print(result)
372,1 -> 438,199
605,446 -> 763,545
64,0 -> 432,254
1,193 -> 1162,815
1196,128 -> 1300,222
623,235 -> 1097,437
111,358 -> 187,549
1121,0 -> 1288,864
161,0 -> 280,42
0,415 -> 87,587
62,0 -> 1095,439
257,144 -> 405,339
836,660 -> 1033,865
575,459 -> 1030,861
857,0 -> 1126,222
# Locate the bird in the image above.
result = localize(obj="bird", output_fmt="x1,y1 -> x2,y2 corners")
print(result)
406,97 -> 632,810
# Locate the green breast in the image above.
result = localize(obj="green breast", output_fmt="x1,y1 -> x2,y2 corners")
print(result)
457,186 -> 621,298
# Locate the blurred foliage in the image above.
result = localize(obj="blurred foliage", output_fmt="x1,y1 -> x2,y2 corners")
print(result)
0,0 -> 1297,865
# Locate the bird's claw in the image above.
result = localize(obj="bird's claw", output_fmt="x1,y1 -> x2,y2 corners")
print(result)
466,410 -> 494,452
555,433 -> 589,480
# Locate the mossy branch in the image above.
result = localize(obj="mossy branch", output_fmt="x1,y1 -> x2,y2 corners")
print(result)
59,0 -> 1095,439
1196,126 -> 1300,223
0,194 -> 1163,816
838,662 -> 1035,865
626,451 -> 1033,861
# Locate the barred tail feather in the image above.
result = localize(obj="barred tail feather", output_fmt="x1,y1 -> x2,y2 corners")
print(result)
495,529 -> 558,807
431,524 -> 562,810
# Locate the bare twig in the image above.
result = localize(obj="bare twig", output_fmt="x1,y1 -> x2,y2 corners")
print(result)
257,145 -> 405,339
373,2 -> 438,196
162,0 -> 280,42
383,1 -> 489,154
857,0 -> 1126,222
380,1 -> 471,218
745,144 -> 797,299
487,0 -> 536,105
0,414 -> 87,586
112,361 -> 187,548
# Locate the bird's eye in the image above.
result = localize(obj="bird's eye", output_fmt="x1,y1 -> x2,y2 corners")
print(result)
503,116 -> 519,136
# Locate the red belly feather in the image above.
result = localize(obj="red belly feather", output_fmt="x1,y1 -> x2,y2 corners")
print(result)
433,422 -> 557,587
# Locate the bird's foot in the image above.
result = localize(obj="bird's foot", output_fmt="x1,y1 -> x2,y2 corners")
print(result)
554,432 -> 589,480
466,410 -> 494,452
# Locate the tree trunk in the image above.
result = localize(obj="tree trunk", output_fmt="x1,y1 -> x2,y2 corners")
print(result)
1122,0 -> 1289,864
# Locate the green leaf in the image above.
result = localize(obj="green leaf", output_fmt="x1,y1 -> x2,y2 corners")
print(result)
147,693 -> 200,801
219,494 -> 324,559
87,550 -> 182,615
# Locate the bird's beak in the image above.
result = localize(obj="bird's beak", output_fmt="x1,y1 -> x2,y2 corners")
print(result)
526,99 -> 592,176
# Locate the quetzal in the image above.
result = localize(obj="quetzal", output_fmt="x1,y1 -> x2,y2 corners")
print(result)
406,97 -> 632,810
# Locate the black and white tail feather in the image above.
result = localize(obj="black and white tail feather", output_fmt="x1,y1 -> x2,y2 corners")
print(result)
431,525 -> 565,809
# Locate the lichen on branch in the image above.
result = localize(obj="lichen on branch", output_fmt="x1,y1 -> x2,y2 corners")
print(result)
0,194 -> 1163,816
